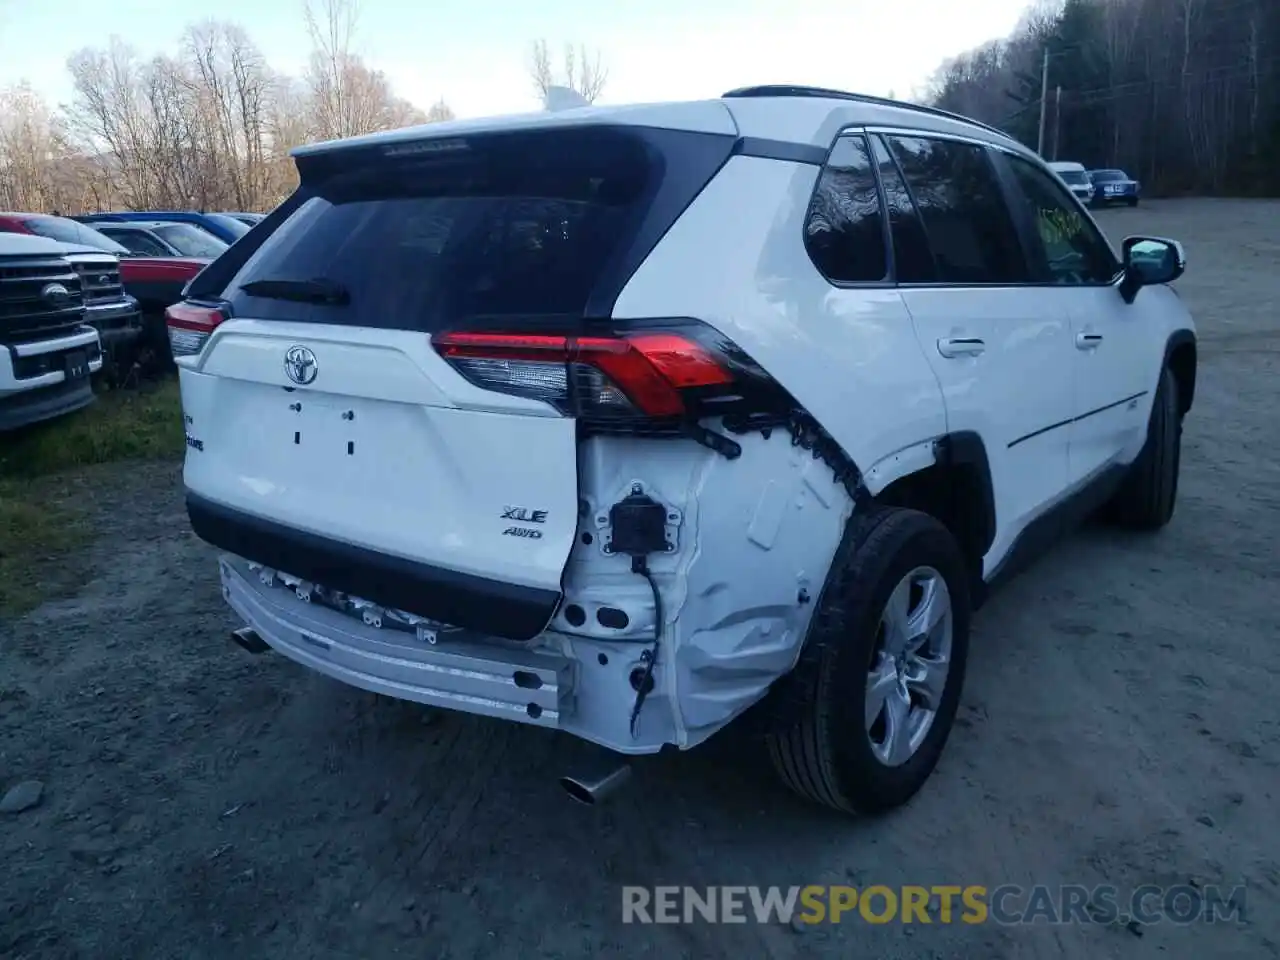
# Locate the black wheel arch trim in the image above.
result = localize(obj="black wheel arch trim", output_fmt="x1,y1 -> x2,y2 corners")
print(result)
934,430 -> 997,559
185,491 -> 561,642
1163,328 -> 1196,415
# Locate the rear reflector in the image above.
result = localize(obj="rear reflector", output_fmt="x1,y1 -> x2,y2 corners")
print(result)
433,330 -> 733,419
165,302 -> 226,358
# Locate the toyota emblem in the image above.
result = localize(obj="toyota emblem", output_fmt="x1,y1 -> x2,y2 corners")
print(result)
284,345 -> 318,385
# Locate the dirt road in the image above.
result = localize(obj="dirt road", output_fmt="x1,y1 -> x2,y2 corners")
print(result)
2,199 -> 1277,960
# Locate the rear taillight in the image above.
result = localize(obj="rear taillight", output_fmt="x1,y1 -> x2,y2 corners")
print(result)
432,321 -> 787,423
165,302 -> 226,358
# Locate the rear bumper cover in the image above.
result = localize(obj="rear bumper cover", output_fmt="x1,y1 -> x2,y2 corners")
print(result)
220,555 -> 574,726
185,492 -> 562,641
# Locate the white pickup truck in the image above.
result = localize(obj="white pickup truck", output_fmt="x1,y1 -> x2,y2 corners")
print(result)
0,232 -> 105,431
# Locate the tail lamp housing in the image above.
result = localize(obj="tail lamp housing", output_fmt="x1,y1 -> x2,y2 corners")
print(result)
165,302 -> 226,358
432,321 -> 788,424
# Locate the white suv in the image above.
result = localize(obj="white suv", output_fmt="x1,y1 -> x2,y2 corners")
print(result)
172,86 -> 1196,815
1,232 -> 104,431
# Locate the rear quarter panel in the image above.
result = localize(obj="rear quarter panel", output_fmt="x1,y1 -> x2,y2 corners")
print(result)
611,154 -> 947,482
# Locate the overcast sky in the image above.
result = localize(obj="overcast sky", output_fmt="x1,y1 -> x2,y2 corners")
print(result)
0,0 -> 1032,118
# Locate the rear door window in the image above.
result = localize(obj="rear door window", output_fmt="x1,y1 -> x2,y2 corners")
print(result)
885,136 -> 1029,285
803,134 -> 888,283
868,136 -> 936,283
222,125 -> 714,329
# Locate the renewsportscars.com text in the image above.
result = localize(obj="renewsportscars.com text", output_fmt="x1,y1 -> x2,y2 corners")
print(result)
621,884 -> 1246,926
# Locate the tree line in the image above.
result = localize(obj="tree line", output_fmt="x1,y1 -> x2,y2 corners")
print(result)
928,0 -> 1279,195
0,0 -> 606,215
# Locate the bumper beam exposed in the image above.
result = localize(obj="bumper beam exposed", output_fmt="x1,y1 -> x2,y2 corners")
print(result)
219,555 -> 575,728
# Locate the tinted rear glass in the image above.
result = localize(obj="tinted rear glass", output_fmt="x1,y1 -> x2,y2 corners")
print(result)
1055,169 -> 1089,185
223,126 -> 667,328
1090,170 -> 1125,181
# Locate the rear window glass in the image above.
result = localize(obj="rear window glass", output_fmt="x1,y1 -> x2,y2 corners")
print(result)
224,127 -> 657,328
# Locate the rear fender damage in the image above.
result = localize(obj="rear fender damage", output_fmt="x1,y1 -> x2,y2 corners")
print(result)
556,423 -> 855,754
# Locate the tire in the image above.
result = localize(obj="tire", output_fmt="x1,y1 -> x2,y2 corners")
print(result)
765,507 -> 971,815
1127,197 -> 1139,207
1106,366 -> 1181,529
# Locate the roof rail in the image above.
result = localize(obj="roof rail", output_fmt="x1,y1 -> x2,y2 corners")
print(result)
720,85 -> 1010,139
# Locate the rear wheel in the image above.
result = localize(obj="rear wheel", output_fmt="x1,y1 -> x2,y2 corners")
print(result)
1106,365 -> 1180,529
766,508 -> 970,815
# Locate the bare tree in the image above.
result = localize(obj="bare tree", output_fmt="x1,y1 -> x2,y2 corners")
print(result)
0,83 -> 74,211
528,39 -> 608,103
928,0 -> 1280,195
181,21 -> 274,209
23,6 -> 450,215
302,0 -> 449,140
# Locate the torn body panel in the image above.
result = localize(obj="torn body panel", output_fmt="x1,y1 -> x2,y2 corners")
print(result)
557,426 -> 854,752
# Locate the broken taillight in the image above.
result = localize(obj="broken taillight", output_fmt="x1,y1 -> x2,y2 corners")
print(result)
432,321 -> 784,422
165,302 -> 226,358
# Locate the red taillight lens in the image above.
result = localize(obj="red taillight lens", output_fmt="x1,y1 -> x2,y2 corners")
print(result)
165,302 -> 226,358
434,329 -> 734,419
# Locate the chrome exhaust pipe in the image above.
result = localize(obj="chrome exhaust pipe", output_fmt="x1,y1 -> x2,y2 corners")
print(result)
230,626 -> 269,654
560,763 -> 632,805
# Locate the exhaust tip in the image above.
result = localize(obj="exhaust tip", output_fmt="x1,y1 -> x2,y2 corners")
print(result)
559,764 -> 632,805
559,776 -> 599,806
230,626 -> 269,654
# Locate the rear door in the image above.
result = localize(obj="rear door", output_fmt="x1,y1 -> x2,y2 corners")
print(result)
178,117 -> 739,639
873,132 -> 1075,570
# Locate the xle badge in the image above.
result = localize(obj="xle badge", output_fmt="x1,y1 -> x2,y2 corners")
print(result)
501,506 -> 548,523
501,505 -> 547,540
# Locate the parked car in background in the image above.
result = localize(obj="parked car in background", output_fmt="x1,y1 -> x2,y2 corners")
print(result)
224,212 -> 266,227
1047,161 -> 1095,205
0,213 -> 211,369
1088,168 -> 1140,207
0,213 -> 142,360
76,211 -> 250,245
92,221 -> 230,260
0,232 -> 104,430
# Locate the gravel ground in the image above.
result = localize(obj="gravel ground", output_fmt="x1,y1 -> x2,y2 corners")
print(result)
2,199 -> 1278,960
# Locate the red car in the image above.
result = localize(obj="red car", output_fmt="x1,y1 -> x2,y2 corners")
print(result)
0,213 -> 212,366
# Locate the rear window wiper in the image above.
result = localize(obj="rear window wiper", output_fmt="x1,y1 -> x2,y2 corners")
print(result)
239,277 -> 350,305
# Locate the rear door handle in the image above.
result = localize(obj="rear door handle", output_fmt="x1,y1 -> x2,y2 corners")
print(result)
1076,332 -> 1104,350
937,337 -> 986,358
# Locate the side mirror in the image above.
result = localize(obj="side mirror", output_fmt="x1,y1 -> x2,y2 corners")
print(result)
1119,236 -> 1186,304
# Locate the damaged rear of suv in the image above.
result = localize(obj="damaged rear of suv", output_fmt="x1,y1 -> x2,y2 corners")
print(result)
176,90 -> 1195,814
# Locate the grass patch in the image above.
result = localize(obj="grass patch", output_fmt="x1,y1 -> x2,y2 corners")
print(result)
0,377 -> 182,616
0,377 -> 183,481
0,478 -> 93,618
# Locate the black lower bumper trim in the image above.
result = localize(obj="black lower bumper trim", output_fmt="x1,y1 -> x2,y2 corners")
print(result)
0,378 -> 95,431
186,492 -> 561,641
